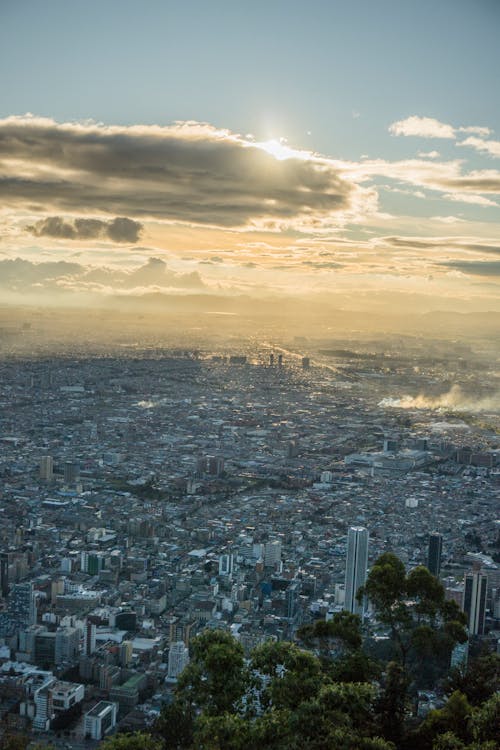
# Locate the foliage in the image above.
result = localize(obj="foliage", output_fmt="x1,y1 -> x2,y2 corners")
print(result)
176,629 -> 247,715
375,661 -> 410,746
100,732 -> 162,750
297,611 -> 363,651
360,556 -> 467,684
447,652 -> 500,705
146,555 -> 491,750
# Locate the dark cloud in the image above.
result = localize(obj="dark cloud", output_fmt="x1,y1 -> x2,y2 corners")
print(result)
29,215 -> 143,243
0,116 -> 355,229
0,256 -> 205,293
303,260 -> 344,269
384,236 -> 500,255
443,260 -> 500,276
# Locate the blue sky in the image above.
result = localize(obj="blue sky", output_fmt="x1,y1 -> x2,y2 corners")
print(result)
2,0 -> 499,154
0,0 -> 500,312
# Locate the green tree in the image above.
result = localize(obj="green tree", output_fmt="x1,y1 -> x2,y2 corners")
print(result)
250,641 -> 323,711
99,733 -> 162,750
177,630 -> 247,716
374,661 -> 410,746
359,553 -> 411,665
410,691 -> 473,750
2,736 -> 30,750
297,611 -> 363,653
193,712 -> 254,750
153,697 -> 194,749
361,555 -> 467,682
469,691 -> 500,746
447,653 -> 500,705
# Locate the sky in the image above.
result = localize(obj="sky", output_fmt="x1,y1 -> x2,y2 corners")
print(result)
1,0 -> 500,315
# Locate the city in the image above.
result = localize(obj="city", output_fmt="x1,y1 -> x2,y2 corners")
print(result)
0,318 -> 498,746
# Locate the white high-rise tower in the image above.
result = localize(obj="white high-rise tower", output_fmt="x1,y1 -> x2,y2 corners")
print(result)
344,527 -> 369,616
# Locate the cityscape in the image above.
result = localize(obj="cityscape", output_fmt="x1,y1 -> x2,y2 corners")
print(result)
1,1 -> 500,748
0,317 -> 498,746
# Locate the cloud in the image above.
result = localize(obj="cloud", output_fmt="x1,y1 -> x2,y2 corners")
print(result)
389,117 -> 492,141
459,126 -> 492,137
0,256 -> 206,295
442,260 -> 500,276
442,192 -> 498,206
381,236 -> 500,255
418,150 -> 440,159
29,215 -> 143,242
345,157 -> 500,196
389,116 -> 455,139
0,115 -> 360,231
458,136 -> 500,158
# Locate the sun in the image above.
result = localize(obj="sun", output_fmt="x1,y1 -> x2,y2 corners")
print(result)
257,138 -> 306,161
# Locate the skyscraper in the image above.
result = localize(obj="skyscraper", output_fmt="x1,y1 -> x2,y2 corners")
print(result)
427,532 -> 443,577
0,553 -> 9,598
168,641 -> 189,679
463,567 -> 487,636
344,527 -> 369,616
8,582 -> 36,629
40,456 -> 54,481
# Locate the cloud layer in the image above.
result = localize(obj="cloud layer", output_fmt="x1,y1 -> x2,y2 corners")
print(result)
29,215 -> 143,242
0,115 -> 359,231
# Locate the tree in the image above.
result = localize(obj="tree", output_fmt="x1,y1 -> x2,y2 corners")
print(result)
359,553 -> 410,664
374,661 -> 410,746
297,611 -> 363,653
153,697 -> 194,749
193,712 -> 254,750
447,653 -> 500,705
250,641 -> 323,711
361,556 -> 467,683
469,692 -> 500,746
410,691 -> 473,750
99,734 -> 162,750
177,630 -> 247,716
1,736 -> 30,750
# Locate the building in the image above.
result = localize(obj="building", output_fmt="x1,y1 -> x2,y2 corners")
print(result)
84,701 -> 117,740
264,540 -> 282,568
109,674 -> 146,709
167,641 -> 190,679
39,456 -> 54,481
84,620 -> 96,655
427,532 -> 443,577
1,552 -> 9,597
219,553 -> 234,577
286,582 -> 300,620
8,582 -> 36,629
32,679 -> 84,731
55,627 -> 80,665
344,527 -> 369,616
463,568 -> 488,636
63,460 -> 79,485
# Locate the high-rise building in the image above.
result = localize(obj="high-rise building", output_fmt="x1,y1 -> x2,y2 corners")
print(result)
40,456 -> 54,481
63,460 -> 80,485
84,701 -> 117,740
84,620 -> 96,655
463,568 -> 487,636
286,581 -> 300,619
219,553 -> 234,577
55,626 -> 80,664
427,532 -> 443,577
8,582 -> 36,629
264,539 -> 282,568
344,527 -> 369,616
167,641 -> 190,679
0,552 -> 9,598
